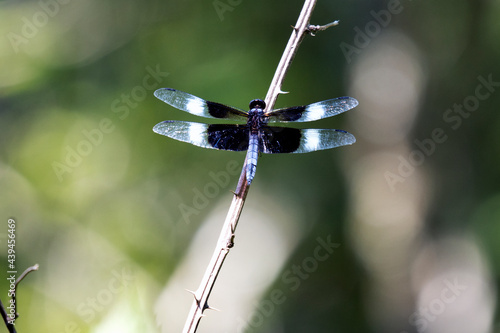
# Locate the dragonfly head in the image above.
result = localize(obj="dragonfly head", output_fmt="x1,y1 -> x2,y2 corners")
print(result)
249,99 -> 266,110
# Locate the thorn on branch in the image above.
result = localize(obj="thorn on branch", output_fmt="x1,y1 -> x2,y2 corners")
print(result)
202,302 -> 211,312
196,298 -> 204,311
206,305 -> 220,312
306,20 -> 339,36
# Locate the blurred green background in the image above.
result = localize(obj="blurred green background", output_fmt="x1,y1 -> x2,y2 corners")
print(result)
1,0 -> 499,332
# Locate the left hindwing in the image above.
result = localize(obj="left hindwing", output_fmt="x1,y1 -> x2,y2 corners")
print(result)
153,121 -> 249,151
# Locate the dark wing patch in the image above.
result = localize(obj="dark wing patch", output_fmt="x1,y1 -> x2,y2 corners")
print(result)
204,101 -> 248,119
154,88 -> 248,120
259,126 -> 302,153
207,124 -> 249,151
259,127 -> 356,154
153,121 -> 249,151
265,106 -> 307,122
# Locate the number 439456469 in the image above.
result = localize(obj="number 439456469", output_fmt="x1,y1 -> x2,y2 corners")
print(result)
7,218 -> 15,269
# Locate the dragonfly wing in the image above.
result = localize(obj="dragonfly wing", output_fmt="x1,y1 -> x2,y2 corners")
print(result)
154,88 -> 248,120
259,126 -> 356,154
153,121 -> 249,151
266,97 -> 358,123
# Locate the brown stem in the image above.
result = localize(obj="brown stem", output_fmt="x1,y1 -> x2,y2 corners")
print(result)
182,0 -> 324,331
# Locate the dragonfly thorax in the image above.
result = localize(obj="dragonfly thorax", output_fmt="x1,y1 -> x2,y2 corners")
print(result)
248,101 -> 266,131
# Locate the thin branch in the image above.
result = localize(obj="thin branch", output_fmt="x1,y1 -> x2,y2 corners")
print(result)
15,264 -> 39,287
0,264 -> 39,333
182,0 -> 326,331
182,172 -> 248,333
306,20 -> 339,36
13,264 -> 39,317
263,0 -> 317,111
0,299 -> 16,333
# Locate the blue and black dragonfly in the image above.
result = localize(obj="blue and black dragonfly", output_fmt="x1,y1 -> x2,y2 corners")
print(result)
153,88 -> 358,184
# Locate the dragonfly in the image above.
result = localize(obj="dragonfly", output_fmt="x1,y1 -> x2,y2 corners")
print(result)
153,88 -> 358,184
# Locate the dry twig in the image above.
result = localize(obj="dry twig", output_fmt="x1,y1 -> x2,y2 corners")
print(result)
181,1 -> 337,331
0,264 -> 39,333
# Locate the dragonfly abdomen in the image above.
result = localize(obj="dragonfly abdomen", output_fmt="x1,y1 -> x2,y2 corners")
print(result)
246,134 -> 259,184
